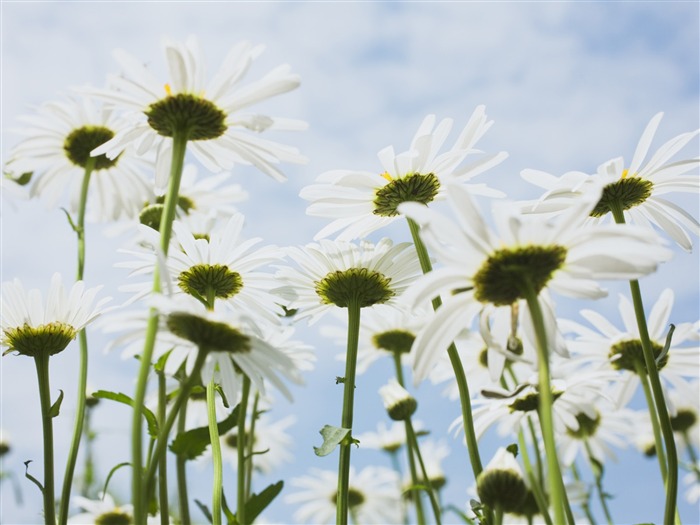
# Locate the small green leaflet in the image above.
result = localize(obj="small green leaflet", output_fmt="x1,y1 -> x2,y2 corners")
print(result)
170,404 -> 240,460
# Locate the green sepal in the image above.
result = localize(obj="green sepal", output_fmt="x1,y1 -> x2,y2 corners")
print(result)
5,170 -> 33,186
48,389 -> 64,418
23,460 -> 44,495
153,348 -> 173,373
170,404 -> 239,460
313,425 -> 351,457
101,462 -> 130,499
93,390 -> 159,438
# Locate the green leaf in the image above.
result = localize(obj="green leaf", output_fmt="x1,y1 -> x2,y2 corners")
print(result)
93,390 -> 159,438
153,348 -> 173,373
23,461 -> 44,495
101,462 -> 130,498
222,491 -> 236,524
657,324 -> 676,367
242,481 -> 284,524
194,499 -> 213,524
170,404 -> 240,460
313,425 -> 350,457
48,389 -> 64,418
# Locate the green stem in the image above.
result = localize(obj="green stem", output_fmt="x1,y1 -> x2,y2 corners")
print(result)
388,451 -> 409,525
585,442 -> 613,525
237,377 -> 251,525
336,298 -> 362,525
79,406 -> 95,497
407,218 -> 483,479
34,353 -> 56,525
522,283 -> 567,525
132,130 -> 189,521
58,160 -> 94,525
570,462 -> 596,525
517,430 -> 553,525
683,433 -> 699,467
406,418 -> 442,525
176,400 -> 191,525
393,352 -> 406,388
610,205 -> 678,525
635,362 -> 668,478
494,503 -> 504,525
157,367 -> 170,525
245,393 -> 261,501
207,378 -> 223,525
404,418 -> 426,525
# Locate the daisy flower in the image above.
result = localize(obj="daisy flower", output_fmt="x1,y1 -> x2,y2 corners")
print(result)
150,293 -> 302,404
4,95 -> 152,222
119,213 -> 286,324
68,493 -> 132,525
90,36 -> 307,189
476,447 -> 529,515
354,420 -> 425,454
399,183 -> 672,383
285,466 -> 402,524
560,288 -> 700,406
275,238 -> 421,324
1,273 -> 110,358
521,112 -> 700,251
300,106 -> 507,241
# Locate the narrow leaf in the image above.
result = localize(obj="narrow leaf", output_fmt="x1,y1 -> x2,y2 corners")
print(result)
194,499 -> 213,524
313,425 -> 350,457
170,404 -> 240,460
23,461 -> 44,495
93,390 -> 159,437
48,389 -> 64,418
221,490 -> 237,524
243,481 -> 284,524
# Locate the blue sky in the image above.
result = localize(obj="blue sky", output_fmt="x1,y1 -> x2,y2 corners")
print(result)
1,2 -> 699,524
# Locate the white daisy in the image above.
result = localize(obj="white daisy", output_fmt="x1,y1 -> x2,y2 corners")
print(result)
4,95 -> 152,222
1,273 -> 110,358
354,420 -> 425,454
90,36 -> 307,189
150,293 -> 302,405
285,466 -> 402,524
560,288 -> 700,406
682,462 -> 700,505
301,106 -> 507,241
521,112 -> 700,251
67,493 -> 132,524
399,183 -> 672,383
275,238 -> 422,325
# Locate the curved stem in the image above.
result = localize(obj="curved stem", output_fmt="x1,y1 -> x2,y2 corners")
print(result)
585,442 -> 613,525
157,367 -> 170,525
207,378 -> 224,525
237,377 -> 251,525
58,160 -> 94,525
336,298 -> 361,525
132,130 -> 189,521
406,418 -> 441,525
176,399 -> 191,525
34,353 -> 56,525
634,362 -> 668,479
407,218 -> 483,479
610,205 -> 678,525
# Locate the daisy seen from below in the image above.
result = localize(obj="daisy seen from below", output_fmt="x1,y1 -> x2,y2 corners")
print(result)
300,106 -> 507,241
4,95 -> 152,222
521,112 -> 700,251
68,493 -> 170,524
560,288 -> 700,406
1,273 -> 110,359
90,35 -> 307,189
399,183 -> 672,384
285,466 -> 403,525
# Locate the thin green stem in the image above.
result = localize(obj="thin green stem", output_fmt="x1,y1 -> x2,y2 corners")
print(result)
610,204 -> 678,525
388,451 -> 409,525
407,218 -> 483,479
34,353 -> 56,525
393,352 -> 406,388
517,430 -> 553,525
494,504 -> 504,525
132,130 -> 189,521
176,400 -> 191,525
570,462 -> 596,525
237,377 -> 251,525
683,433 -> 699,467
406,418 -> 441,525
79,406 -> 96,497
207,378 -> 223,525
404,419 -> 426,525
336,298 -> 362,525
157,368 -> 170,525
635,362 -> 668,477
522,283 -> 567,525
584,442 -> 613,525
245,393 -> 261,501
58,160 -> 94,525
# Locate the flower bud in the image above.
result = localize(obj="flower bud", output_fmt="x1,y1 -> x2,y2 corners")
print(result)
476,447 -> 528,513
379,379 -> 417,421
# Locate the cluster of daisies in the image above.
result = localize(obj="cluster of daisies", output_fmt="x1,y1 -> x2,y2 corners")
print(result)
1,34 -> 699,525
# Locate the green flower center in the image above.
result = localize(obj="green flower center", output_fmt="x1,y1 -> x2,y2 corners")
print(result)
145,93 -> 227,140
63,125 -> 118,170
372,329 -> 415,354
477,468 -> 528,514
373,172 -> 440,217
473,245 -> 568,306
478,347 -> 489,368
139,194 -> 197,231
178,264 -> 244,304
566,411 -> 601,439
330,487 -> 365,508
315,268 -> 395,308
3,322 -> 78,357
0,443 -> 10,456
609,339 -> 667,373
165,313 -> 251,353
509,390 -> 563,413
95,511 -> 132,525
224,431 -> 255,450
590,175 -> 653,218
671,409 -> 697,433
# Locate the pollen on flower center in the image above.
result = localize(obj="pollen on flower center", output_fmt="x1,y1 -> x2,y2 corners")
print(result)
372,329 -> 415,354
473,245 -> 568,306
3,322 -> 78,357
609,338 -> 667,373
315,268 -> 395,308
95,510 -> 132,525
178,264 -> 244,302
566,411 -> 601,439
145,93 -> 227,140
165,313 -> 251,353
590,176 -> 654,218
373,172 -> 440,217
63,125 -> 118,170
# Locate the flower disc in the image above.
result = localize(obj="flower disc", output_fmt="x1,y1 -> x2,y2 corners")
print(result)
145,93 -> 227,140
